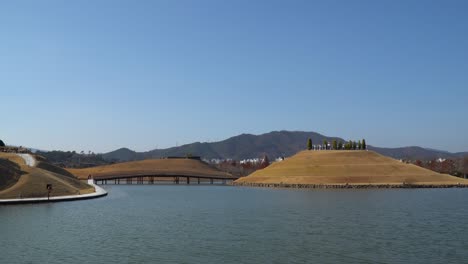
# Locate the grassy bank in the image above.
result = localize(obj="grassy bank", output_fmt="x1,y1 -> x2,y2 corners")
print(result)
0,153 -> 95,199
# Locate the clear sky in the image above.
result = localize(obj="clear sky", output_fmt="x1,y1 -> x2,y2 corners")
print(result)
1,0 -> 467,153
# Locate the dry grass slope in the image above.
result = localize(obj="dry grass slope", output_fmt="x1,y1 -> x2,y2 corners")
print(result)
235,150 -> 468,186
0,158 -> 25,191
0,153 -> 94,199
68,158 -> 234,180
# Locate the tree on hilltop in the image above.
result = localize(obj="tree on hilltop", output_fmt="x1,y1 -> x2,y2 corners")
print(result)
332,140 -> 337,150
307,138 -> 312,150
260,155 -> 270,169
358,140 -> 362,150
362,139 -> 367,150
338,141 -> 343,150
0,139 -> 4,147
323,140 -> 328,150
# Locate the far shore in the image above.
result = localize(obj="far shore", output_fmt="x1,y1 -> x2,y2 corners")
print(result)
233,182 -> 468,189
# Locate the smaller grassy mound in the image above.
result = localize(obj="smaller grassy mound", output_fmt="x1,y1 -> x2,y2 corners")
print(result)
68,158 -> 234,180
235,150 -> 468,187
0,159 -> 25,191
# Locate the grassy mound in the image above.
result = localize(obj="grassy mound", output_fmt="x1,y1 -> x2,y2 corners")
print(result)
0,153 -> 94,199
235,150 -> 468,186
68,158 -> 234,180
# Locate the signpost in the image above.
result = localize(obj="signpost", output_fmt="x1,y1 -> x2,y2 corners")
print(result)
46,184 -> 53,200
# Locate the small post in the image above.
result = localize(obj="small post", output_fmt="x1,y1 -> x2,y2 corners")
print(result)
46,184 -> 53,200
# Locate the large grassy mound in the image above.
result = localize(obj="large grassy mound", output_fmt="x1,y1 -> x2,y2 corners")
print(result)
0,153 -> 94,199
235,150 -> 468,186
68,158 -> 234,180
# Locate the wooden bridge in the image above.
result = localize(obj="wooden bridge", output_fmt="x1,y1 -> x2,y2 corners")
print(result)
92,173 -> 239,185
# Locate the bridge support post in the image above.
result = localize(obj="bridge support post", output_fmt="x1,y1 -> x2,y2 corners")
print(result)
198,178 -> 200,184
210,178 -> 213,184
187,177 -> 190,184
222,179 -> 226,184
175,177 -> 179,184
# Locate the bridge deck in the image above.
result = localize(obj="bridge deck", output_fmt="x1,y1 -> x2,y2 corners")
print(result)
91,173 -> 238,181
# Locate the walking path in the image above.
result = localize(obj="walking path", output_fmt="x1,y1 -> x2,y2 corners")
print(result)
0,179 -> 107,204
17,153 -> 36,167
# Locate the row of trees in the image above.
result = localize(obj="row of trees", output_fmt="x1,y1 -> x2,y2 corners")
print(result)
307,138 -> 367,150
414,157 -> 468,178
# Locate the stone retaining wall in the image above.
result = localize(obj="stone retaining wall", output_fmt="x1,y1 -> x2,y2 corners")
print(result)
232,182 -> 468,189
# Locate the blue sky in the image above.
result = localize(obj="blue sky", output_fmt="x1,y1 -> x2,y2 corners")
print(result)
1,0 -> 467,153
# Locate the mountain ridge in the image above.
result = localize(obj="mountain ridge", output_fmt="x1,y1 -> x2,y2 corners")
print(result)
101,131 -> 467,162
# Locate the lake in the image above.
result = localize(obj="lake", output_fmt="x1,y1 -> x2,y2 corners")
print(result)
1,185 -> 467,264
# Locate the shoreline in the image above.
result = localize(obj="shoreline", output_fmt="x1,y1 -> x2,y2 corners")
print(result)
233,182 -> 468,189
0,179 -> 107,205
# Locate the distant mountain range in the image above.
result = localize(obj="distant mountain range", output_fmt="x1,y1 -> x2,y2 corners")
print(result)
101,131 -> 468,162
367,146 -> 467,160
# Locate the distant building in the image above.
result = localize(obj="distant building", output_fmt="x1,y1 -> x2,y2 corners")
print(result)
275,157 -> 285,162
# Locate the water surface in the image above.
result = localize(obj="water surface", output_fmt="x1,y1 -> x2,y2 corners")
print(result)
1,185 -> 467,263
